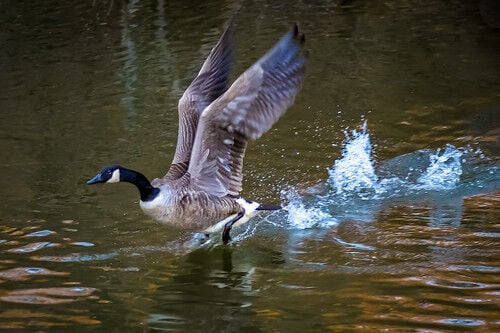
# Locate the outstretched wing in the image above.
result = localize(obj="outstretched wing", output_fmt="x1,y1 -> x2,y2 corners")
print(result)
164,22 -> 233,180
187,24 -> 306,196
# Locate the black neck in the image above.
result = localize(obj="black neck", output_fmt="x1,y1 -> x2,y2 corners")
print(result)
120,168 -> 159,202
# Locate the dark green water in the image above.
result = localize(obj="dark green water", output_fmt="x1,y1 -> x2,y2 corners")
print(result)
0,0 -> 499,331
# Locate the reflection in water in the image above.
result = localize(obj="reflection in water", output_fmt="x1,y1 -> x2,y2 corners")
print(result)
427,196 -> 464,228
119,0 -> 139,122
153,0 -> 169,81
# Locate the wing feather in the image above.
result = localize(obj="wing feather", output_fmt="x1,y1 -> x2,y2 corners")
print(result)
187,24 -> 306,196
164,22 -> 233,180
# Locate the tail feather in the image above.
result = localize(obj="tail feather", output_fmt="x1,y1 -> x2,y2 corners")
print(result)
236,197 -> 282,212
256,204 -> 282,211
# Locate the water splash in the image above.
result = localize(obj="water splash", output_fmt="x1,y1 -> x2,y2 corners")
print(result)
326,123 -> 498,198
415,145 -> 463,190
283,121 -> 499,229
328,121 -> 382,198
283,187 -> 336,229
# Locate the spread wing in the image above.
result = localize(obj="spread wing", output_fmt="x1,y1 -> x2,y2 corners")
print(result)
164,22 -> 233,180
187,24 -> 306,196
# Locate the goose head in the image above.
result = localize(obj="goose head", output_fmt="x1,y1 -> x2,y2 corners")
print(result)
87,165 -> 123,184
87,165 -> 159,202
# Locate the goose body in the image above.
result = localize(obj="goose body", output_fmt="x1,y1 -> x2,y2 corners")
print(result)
87,23 -> 306,243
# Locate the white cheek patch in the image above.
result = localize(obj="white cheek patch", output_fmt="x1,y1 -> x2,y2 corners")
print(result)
106,169 -> 121,183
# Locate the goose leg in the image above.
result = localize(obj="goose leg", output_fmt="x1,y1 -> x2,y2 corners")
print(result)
222,210 -> 245,244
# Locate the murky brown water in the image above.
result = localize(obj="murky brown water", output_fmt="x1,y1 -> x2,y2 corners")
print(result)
1,0 -> 499,331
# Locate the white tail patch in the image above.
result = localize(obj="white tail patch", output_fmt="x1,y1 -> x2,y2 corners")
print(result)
236,198 -> 260,216
233,198 -> 260,228
203,198 -> 261,234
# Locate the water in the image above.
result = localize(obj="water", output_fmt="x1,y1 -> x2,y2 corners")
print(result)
1,0 -> 499,331
283,122 -> 499,230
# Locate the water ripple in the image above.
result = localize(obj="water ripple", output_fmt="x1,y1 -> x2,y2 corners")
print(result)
0,267 -> 69,281
24,229 -> 55,237
0,309 -> 101,328
448,265 -> 500,273
0,287 -> 97,305
70,241 -> 95,247
439,318 -> 485,326
6,242 -> 58,253
31,252 -> 118,262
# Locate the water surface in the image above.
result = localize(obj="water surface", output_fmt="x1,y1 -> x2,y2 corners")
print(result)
0,0 -> 499,331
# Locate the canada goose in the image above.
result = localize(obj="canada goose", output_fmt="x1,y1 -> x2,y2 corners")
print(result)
87,23 -> 306,244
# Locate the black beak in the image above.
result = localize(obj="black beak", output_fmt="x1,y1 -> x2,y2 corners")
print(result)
87,174 -> 103,185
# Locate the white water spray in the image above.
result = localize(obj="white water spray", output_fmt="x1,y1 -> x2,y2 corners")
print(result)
282,120 -> 490,229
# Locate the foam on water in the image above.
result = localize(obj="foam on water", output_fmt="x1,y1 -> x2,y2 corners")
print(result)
283,120 -> 499,230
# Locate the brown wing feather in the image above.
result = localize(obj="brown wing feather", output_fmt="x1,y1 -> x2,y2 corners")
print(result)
164,22 -> 233,180
188,24 -> 306,196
